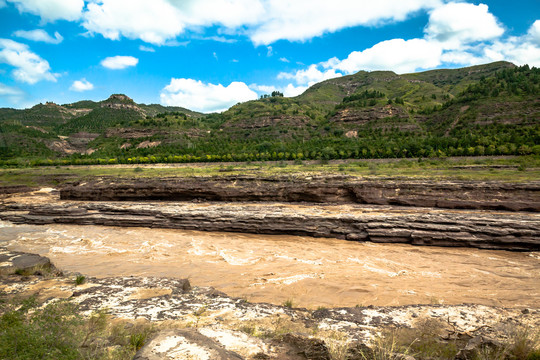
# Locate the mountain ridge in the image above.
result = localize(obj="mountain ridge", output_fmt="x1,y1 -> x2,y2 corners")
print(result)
0,61 -> 538,165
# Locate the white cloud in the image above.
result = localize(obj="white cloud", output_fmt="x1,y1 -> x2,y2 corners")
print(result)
139,45 -> 155,52
278,64 -> 342,86
0,82 -> 25,104
13,29 -> 63,44
283,83 -> 308,97
250,84 -> 276,93
250,83 -> 308,98
484,38 -> 540,67
0,0 -> 6,8
0,39 -> 57,84
83,0 -> 186,45
79,0 -> 441,45
279,57 -> 289,63
161,78 -> 258,113
529,20 -> 540,45
425,2 -> 504,49
70,78 -> 94,92
7,0 -> 83,22
249,0 -> 441,45
440,50 -> 486,66
178,0 -> 265,28
101,56 -> 138,70
335,38 -> 442,74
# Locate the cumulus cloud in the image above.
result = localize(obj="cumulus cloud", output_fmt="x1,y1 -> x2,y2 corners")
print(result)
275,3 -> 537,81
278,64 -> 342,86
7,0 -> 83,22
250,83 -> 308,98
249,0 -> 442,45
13,29 -> 63,44
83,0 -> 186,45
282,83 -> 308,97
335,38 -> 442,74
529,20 -> 540,45
101,56 -> 138,70
483,37 -> 540,67
0,39 -> 57,84
161,78 -> 258,113
425,2 -> 504,49
78,0 -> 441,45
70,78 -> 94,92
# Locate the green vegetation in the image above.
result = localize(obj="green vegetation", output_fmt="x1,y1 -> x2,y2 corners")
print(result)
0,157 -> 539,189
358,318 -> 540,360
0,295 -> 154,360
0,62 -> 538,168
282,299 -> 294,308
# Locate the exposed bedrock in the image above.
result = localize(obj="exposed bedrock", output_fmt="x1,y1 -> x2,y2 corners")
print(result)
60,176 -> 540,212
2,248 -> 540,360
2,201 -> 539,251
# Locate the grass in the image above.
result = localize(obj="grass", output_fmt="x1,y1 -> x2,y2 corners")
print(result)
7,264 -> 55,277
0,295 -> 155,360
0,156 -> 539,188
75,275 -> 86,285
282,299 -> 294,308
2,294 -> 537,360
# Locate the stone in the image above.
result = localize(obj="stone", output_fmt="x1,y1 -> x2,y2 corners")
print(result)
59,176 -> 540,212
133,329 -> 243,360
2,200 -> 538,251
0,247 -> 55,275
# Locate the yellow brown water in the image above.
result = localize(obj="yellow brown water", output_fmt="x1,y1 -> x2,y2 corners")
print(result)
1,221 -> 538,309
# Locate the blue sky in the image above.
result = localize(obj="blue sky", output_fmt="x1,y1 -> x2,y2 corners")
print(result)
0,0 -> 539,112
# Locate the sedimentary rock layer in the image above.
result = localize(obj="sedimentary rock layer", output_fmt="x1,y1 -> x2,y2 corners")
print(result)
2,200 -> 539,251
60,176 -> 540,212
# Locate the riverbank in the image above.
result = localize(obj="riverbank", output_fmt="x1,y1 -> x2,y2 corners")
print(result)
1,247 -> 539,360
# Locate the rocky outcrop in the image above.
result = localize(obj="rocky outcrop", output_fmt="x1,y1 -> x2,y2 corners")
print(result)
330,105 -> 411,126
2,200 -> 539,251
0,247 -> 55,275
0,185 -> 33,195
60,176 -> 540,212
134,330 -> 244,360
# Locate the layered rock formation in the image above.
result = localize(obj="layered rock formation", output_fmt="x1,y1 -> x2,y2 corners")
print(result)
60,176 -> 540,212
2,198 -> 539,251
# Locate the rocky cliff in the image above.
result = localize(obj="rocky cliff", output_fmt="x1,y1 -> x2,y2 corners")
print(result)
60,175 -> 540,212
2,195 -> 539,251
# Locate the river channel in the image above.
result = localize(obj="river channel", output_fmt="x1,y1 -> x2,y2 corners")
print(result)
1,221 -> 538,309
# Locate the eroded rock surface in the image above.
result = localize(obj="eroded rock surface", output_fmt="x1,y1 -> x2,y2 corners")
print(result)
134,329 -> 244,360
1,248 -> 539,360
0,247 -> 54,275
2,199 -> 539,251
60,176 -> 540,212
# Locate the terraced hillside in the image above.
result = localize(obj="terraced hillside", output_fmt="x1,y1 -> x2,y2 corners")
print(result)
0,61 -> 538,166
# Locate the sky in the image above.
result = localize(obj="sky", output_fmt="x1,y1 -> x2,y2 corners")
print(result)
0,0 -> 539,113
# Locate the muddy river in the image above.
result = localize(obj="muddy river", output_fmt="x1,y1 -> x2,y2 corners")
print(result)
1,220 -> 538,309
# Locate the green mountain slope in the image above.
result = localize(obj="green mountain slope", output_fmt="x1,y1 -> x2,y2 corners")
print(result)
0,62 -> 538,166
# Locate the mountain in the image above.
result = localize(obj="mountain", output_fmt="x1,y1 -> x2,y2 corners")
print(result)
0,61 -> 538,165
0,94 -> 202,161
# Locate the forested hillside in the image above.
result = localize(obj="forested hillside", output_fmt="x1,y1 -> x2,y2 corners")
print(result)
0,61 -> 538,166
